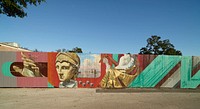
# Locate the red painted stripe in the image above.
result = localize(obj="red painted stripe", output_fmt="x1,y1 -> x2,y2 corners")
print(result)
155,61 -> 181,88
173,80 -> 181,88
192,62 -> 200,77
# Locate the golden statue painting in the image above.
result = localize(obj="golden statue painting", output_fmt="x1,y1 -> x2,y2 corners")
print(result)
100,54 -> 139,88
55,52 -> 80,88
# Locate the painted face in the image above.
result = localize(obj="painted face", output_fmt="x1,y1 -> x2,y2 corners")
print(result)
56,61 -> 75,82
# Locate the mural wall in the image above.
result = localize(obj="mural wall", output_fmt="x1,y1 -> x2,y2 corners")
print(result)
0,51 -> 200,88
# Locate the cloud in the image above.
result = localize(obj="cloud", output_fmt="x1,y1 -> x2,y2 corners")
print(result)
80,54 -> 101,71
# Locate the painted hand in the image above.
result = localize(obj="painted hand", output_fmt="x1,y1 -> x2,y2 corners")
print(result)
13,52 -> 43,77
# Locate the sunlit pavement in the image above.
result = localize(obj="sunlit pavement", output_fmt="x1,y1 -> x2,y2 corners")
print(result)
0,88 -> 200,109
96,88 -> 200,93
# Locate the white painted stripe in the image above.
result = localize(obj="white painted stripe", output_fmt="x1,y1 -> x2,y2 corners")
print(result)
161,67 -> 180,88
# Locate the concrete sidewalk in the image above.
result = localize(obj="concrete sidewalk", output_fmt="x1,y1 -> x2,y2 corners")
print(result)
96,88 -> 200,93
1,88 -> 200,109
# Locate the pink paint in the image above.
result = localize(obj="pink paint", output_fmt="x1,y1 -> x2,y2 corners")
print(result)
16,52 -> 48,62
17,77 -> 48,87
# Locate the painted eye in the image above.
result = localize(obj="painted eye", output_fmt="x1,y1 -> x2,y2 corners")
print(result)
56,65 -> 59,69
62,66 -> 69,70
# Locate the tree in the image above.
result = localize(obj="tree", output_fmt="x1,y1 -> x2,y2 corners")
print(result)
56,47 -> 83,53
33,49 -> 39,52
0,0 -> 45,18
33,49 -> 43,52
139,35 -> 182,55
68,47 -> 83,53
56,49 -> 62,52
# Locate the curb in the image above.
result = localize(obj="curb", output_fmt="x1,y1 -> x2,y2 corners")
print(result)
96,88 -> 200,93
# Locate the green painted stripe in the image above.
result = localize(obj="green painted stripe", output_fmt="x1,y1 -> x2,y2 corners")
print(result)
1,62 -> 14,77
112,54 -> 118,67
48,82 -> 54,88
192,70 -> 200,80
181,56 -> 200,88
129,55 -> 181,87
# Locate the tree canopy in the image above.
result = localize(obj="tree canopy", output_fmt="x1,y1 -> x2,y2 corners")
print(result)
68,47 -> 83,53
56,47 -> 83,53
0,0 -> 45,18
139,35 -> 182,55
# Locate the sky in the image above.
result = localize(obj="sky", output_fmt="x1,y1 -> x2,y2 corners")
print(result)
0,0 -> 200,56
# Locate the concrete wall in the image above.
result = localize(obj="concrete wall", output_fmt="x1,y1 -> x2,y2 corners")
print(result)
0,51 -> 199,88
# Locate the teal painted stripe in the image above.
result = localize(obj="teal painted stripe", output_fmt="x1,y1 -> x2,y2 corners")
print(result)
192,70 -> 200,80
129,55 -> 181,87
112,54 -> 118,67
181,56 -> 200,88
181,56 -> 192,88
48,82 -> 54,88
1,62 -> 14,77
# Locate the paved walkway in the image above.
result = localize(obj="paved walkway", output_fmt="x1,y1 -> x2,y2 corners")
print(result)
0,88 -> 200,109
96,88 -> 200,93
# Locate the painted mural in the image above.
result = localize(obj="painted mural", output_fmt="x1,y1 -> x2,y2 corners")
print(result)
0,51 -> 200,88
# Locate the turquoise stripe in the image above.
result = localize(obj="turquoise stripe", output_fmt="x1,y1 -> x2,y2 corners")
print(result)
192,70 -> 200,80
1,62 -> 14,77
181,56 -> 200,88
129,55 -> 181,87
112,54 -> 118,67
48,82 -> 54,88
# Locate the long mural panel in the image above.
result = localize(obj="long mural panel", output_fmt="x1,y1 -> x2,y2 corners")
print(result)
0,51 -> 199,88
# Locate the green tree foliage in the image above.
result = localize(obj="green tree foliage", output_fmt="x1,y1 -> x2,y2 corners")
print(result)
56,47 -> 83,53
33,49 -> 43,52
33,49 -> 39,52
68,47 -> 83,53
139,35 -> 182,55
0,0 -> 45,18
56,48 -> 67,53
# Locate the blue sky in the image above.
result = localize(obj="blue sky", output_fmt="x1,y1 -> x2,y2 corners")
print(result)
0,0 -> 200,56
